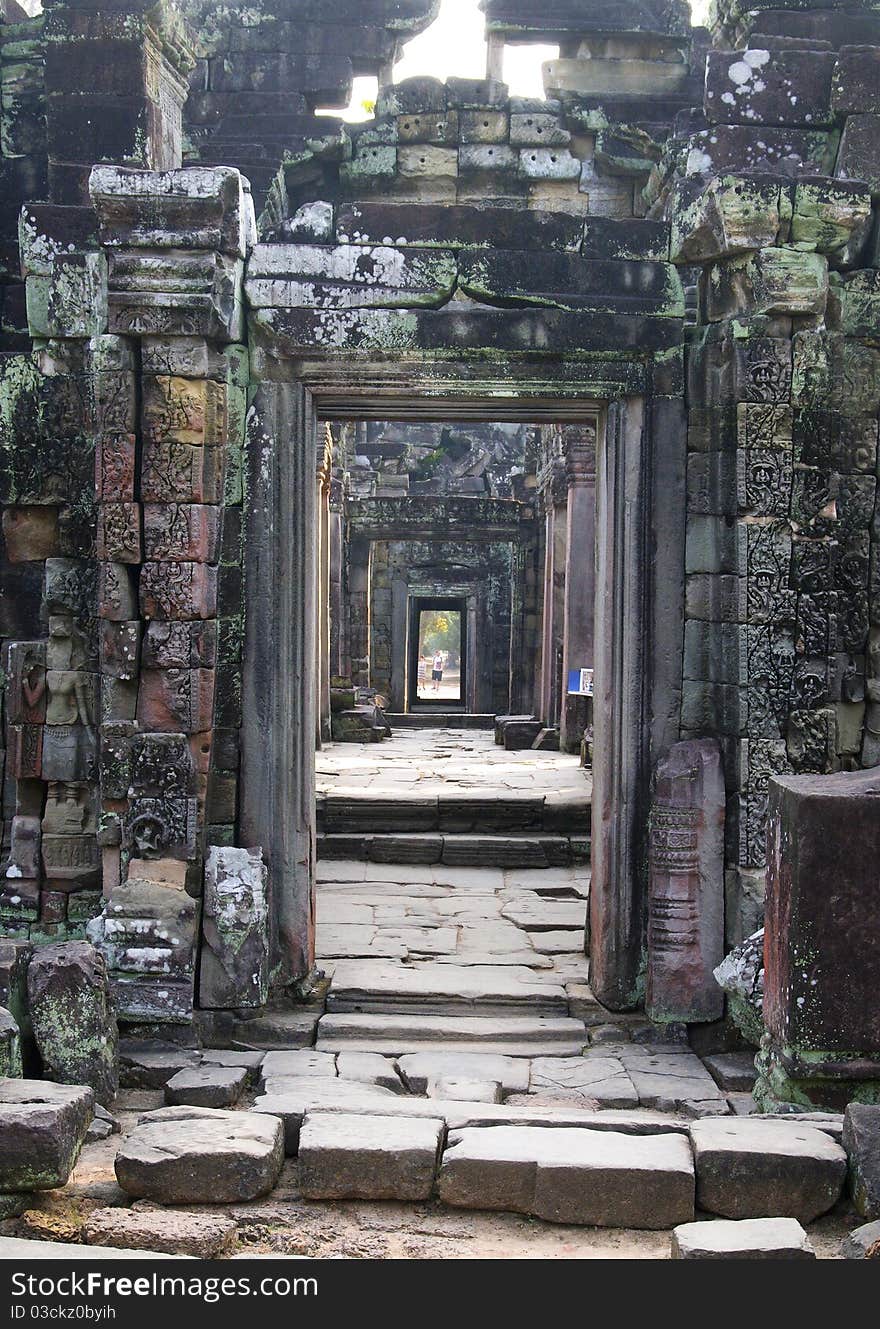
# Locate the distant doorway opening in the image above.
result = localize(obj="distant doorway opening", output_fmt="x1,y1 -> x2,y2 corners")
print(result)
408,596 -> 467,710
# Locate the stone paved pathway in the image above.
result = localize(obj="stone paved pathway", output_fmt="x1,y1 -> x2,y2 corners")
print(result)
316,728 -> 592,800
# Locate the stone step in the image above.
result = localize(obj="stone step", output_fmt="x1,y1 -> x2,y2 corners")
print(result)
386,714 -> 495,729
318,797 -> 590,837
437,1125 -> 696,1229
317,832 -> 591,867
325,959 -> 569,1016
316,1012 -> 588,1056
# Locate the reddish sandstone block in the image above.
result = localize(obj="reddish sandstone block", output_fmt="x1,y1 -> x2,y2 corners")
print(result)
96,434 -> 136,501
96,503 -> 141,564
141,376 -> 228,446
143,504 -> 220,563
141,440 -> 223,504
136,667 -> 215,733
9,724 -> 43,778
2,508 -> 60,562
98,562 -> 137,621
139,562 -> 218,621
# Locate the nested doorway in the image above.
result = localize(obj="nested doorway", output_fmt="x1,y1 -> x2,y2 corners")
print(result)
241,382 -> 685,1013
407,594 -> 469,711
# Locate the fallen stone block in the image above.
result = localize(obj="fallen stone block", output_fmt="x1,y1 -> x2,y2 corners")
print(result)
690,1119 -> 847,1222
0,1236 -> 192,1260
115,1108 -> 284,1204
119,1042 -> 201,1088
298,1112 -> 444,1201
702,1052 -> 757,1093
0,1081 -> 93,1192
199,1050 -> 265,1085
840,1219 -> 880,1259
27,942 -> 118,1106
437,1126 -> 694,1229
843,1103 -> 880,1220
164,1066 -> 247,1109
84,1208 -> 237,1259
671,1217 -> 815,1260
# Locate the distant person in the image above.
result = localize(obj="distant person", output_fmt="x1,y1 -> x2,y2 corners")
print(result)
432,650 -> 444,692
417,655 -> 427,694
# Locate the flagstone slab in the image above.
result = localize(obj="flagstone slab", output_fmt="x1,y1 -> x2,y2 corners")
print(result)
438,1126 -> 695,1228
298,1112 -> 444,1201
398,1051 -> 530,1095
326,960 -> 568,1014
689,1119 -> 847,1222
529,1056 -> 640,1109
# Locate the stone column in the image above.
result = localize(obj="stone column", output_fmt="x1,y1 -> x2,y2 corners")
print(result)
328,483 -> 344,681
538,504 -> 556,725
348,535 -> 371,691
241,381 -> 316,988
560,424 -> 597,753
316,429 -> 332,746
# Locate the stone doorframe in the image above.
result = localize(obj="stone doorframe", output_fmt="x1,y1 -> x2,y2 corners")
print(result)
241,371 -> 684,1010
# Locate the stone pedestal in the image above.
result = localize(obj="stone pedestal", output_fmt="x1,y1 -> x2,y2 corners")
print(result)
646,739 -> 725,1025
760,769 -> 880,1110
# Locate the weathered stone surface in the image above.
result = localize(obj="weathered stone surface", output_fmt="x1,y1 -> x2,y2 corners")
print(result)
26,943 -> 118,1107
84,1207 -> 237,1259
614,1044 -> 728,1116
647,739 -> 725,1025
671,177 -> 782,264
690,1119 -> 847,1222
247,242 -> 457,309
398,1051 -> 529,1095
704,49 -> 835,127
164,1065 -> 248,1109
438,1126 -> 695,1228
199,846 -> 269,1010
843,1104 -> 880,1220
298,1112 -> 444,1201
841,1219 -> 880,1259
672,1217 -> 815,1260
0,1081 -> 93,1192
335,1051 -> 402,1091
326,960 -> 567,1015
120,1042 -> 201,1089
260,1050 -> 337,1082
764,771 -> 880,1103
0,1236 -> 191,1260
703,1052 -> 757,1093
316,1013 -> 587,1056
115,1108 -> 284,1204
529,1056 -> 639,1109
335,203 -> 583,251
90,166 -> 253,257
252,1079 -> 400,1153
714,930 -> 765,1047
836,113 -> 880,195
0,1007 -> 22,1078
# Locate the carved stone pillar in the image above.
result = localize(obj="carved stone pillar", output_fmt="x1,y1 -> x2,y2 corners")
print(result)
316,428 -> 332,747
348,535 -> 372,691
561,423 -> 597,754
328,480 -> 345,682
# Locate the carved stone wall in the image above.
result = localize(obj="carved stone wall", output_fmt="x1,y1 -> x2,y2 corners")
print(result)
0,0 -> 876,1068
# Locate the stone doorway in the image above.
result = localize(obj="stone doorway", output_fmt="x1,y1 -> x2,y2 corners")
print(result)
242,383 -> 683,1015
408,597 -> 468,712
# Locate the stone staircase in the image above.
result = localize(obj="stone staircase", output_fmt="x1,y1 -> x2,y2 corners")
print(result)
317,792 -> 591,867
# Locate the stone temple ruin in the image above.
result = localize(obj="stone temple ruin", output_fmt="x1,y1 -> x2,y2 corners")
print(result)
0,0 -> 878,1262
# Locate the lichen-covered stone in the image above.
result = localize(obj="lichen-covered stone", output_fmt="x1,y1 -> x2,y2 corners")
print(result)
198,845 -> 269,1010
27,942 -> 119,1107
0,1006 -> 22,1078
0,1081 -> 93,1192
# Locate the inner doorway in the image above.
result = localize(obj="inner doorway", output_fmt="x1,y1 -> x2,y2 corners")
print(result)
408,596 -> 467,710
